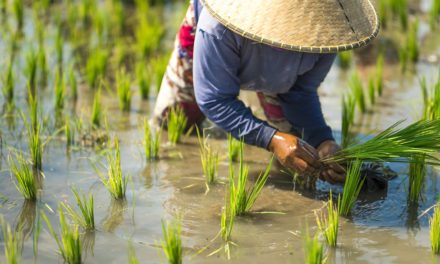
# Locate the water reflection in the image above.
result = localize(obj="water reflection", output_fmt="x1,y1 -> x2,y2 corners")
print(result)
102,199 -> 127,232
81,231 -> 96,260
14,200 -> 36,240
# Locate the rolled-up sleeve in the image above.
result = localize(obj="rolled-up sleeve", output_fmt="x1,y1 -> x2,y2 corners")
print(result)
193,28 -> 277,149
278,54 -> 336,148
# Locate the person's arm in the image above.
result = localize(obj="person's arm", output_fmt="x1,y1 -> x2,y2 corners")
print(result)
193,24 -> 276,149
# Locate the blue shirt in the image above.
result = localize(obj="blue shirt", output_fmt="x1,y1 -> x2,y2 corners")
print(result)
193,3 -> 336,149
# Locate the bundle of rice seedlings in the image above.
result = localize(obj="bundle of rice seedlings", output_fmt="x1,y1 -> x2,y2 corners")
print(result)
408,154 -> 426,204
316,192 -> 340,247
324,119 -> 440,166
229,143 -> 273,216
303,227 -> 325,264
61,188 -> 95,230
9,152 -> 38,200
85,48 -> 109,89
228,134 -> 241,162
349,72 -> 366,113
337,51 -> 352,69
161,219 -> 182,264
102,139 -> 127,199
197,128 -> 219,187
25,97 -> 43,170
135,13 -> 163,58
144,118 -> 161,160
91,89 -> 101,128
220,205 -> 236,260
1,217 -> 22,264
136,61 -> 151,100
43,208 -> 82,264
431,200 -> 440,254
116,69 -> 132,112
338,160 -> 363,216
341,94 -> 355,148
167,106 -> 187,145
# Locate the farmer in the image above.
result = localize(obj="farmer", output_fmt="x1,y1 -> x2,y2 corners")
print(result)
153,0 -> 379,184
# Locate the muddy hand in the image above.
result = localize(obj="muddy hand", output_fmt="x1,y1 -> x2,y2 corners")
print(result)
268,131 -> 322,175
317,140 -> 346,184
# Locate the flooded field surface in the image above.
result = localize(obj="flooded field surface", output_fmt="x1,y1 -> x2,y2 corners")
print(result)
1,0 -> 440,263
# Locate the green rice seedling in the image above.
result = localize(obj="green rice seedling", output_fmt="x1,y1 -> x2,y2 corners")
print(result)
54,72 -> 66,112
25,98 -> 43,170
65,116 -> 74,146
398,0 -> 408,30
378,0 -> 388,29
430,200 -> 440,254
167,106 -> 188,145
55,26 -> 64,69
116,69 -> 132,112
368,77 -> 376,106
408,154 -> 426,203
337,50 -> 352,69
25,48 -> 38,94
85,48 -> 109,89
61,188 -> 95,230
91,89 -> 101,128
152,54 -> 169,91
2,59 -> 14,107
13,0 -> 24,30
229,142 -> 273,216
144,118 -> 161,160
136,61 -> 151,100
303,227 -> 325,264
107,0 -> 125,36
407,19 -> 419,63
1,217 -> 22,264
338,159 -> 364,216
324,119 -> 440,165
341,94 -> 355,148
228,134 -> 241,162
219,204 -> 236,260
316,192 -> 340,247
113,39 -> 128,67
349,72 -> 366,113
128,241 -> 139,264
135,14 -> 164,57
43,207 -> 82,264
197,128 -> 219,187
375,54 -> 384,96
37,44 -> 48,85
420,75 -> 440,120
69,66 -> 77,101
102,139 -> 128,199
430,0 -> 440,29
9,152 -> 38,200
161,219 -> 182,264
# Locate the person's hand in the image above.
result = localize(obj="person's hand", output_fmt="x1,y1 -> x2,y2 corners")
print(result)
317,140 -> 346,184
268,131 -> 322,175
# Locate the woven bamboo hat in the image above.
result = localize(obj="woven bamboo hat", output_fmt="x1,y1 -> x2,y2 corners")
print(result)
200,0 -> 379,53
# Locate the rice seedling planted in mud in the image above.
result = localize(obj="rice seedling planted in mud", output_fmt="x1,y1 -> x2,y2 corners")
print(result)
375,54 -> 384,96
135,12 -> 164,58
229,142 -> 273,216
430,0 -> 440,29
161,219 -> 182,264
1,218 -> 22,264
55,72 -> 66,112
91,89 -> 101,128
65,116 -> 74,146
25,48 -> 38,94
316,192 -> 340,247
13,0 -> 24,30
55,25 -> 64,69
61,188 -> 95,230
338,159 -> 363,216
2,60 -> 14,107
167,106 -> 187,145
337,50 -> 352,69
368,77 -> 376,106
349,71 -> 366,113
144,118 -> 161,160
218,204 -> 236,260
43,208 -> 82,264
420,74 -> 440,120
9,152 -> 38,201
303,227 -> 325,264
136,61 -> 151,100
228,134 -> 241,162
25,97 -> 43,170
323,119 -> 440,166
37,44 -> 48,85
408,154 -> 426,204
152,54 -> 169,91
407,19 -> 419,63
341,94 -> 355,148
197,128 -> 219,187
69,67 -> 77,101
116,69 -> 132,112
128,242 -> 139,264
102,139 -> 128,199
431,200 -> 440,254
85,48 -> 109,89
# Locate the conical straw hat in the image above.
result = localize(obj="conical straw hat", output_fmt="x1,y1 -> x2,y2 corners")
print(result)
200,0 -> 380,53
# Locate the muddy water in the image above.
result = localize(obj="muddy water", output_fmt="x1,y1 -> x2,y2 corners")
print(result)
1,1 -> 440,264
